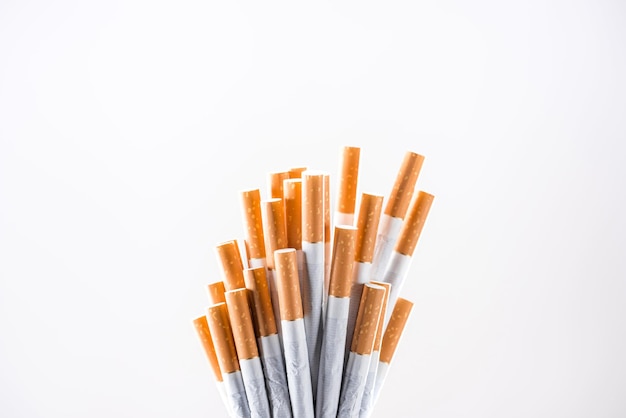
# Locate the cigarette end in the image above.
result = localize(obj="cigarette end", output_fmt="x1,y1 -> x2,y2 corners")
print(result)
240,189 -> 266,259
192,315 -> 223,381
262,198 -> 287,269
283,179 -> 302,250
215,240 -> 245,291
225,289 -> 259,360
274,248 -> 303,321
385,151 -> 425,219
329,225 -> 358,298
207,281 -> 227,305
355,193 -> 384,263
380,298 -> 414,363
351,283 -> 386,355
337,146 -> 361,215
206,303 -> 240,374
243,267 -> 277,337
395,191 -> 434,256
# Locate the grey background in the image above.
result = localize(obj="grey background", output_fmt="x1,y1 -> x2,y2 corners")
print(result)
1,0 -> 625,417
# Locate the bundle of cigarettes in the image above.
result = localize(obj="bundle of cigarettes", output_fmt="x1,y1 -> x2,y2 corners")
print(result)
193,147 -> 434,418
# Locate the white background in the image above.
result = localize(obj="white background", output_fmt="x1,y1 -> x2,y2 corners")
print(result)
1,1 -> 625,417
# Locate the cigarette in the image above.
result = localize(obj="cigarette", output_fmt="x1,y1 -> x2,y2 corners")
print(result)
274,248 -> 315,418
324,173 -> 331,311
283,178 -> 306,335
192,315 -> 233,417
370,151 -> 424,281
358,281 -> 391,418
206,303 -> 251,418
240,189 -> 266,268
268,171 -> 290,199
381,190 -> 434,326
372,298 -> 414,409
207,281 -> 227,305
243,267 -> 292,417
215,240 -> 246,291
261,197 -> 288,348
225,289 -> 271,418
316,225 -> 357,418
335,146 -> 360,227
346,193 -> 383,359
288,166 -> 307,179
337,283 -> 386,418
301,170 -> 325,396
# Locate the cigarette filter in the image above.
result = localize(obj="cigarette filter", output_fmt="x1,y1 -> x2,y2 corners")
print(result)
372,298 -> 414,408
268,171 -> 290,199
283,179 -> 302,251
241,189 -> 266,267
324,173 -> 331,309
337,283 -> 385,418
370,151 -> 424,281
346,193 -> 383,358
274,248 -> 315,418
335,146 -> 361,227
358,281 -> 391,418
316,226 -> 357,418
302,170 -> 325,396
225,289 -> 270,418
207,281 -> 227,305
382,190 -> 434,325
262,198 -> 287,270
243,268 -> 292,417
288,166 -> 307,179
206,303 -> 251,418
215,240 -> 245,291
193,316 -> 232,417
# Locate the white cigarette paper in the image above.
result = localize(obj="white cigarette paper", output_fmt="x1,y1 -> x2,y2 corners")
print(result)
371,360 -> 390,410
316,295 -> 350,417
223,371 -> 251,418
258,334 -> 292,418
282,319 -> 315,418
301,240 -> 324,393
239,357 -> 271,418
334,211 -> 354,227
380,251 -> 412,326
337,351 -> 371,418
358,349 -> 380,418
370,214 -> 403,281
215,381 -> 233,418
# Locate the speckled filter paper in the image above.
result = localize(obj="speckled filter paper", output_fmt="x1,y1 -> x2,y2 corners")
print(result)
337,351 -> 371,418
372,361 -> 390,409
222,370 -> 251,418
239,357 -> 270,418
282,319 -> 315,418
316,295 -> 350,418
258,334 -> 292,418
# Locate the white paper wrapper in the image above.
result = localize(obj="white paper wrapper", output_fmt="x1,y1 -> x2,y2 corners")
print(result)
381,251 -> 412,328
334,211 -> 354,227
301,240 -> 324,395
239,357 -> 270,418
282,319 -> 315,418
345,261 -> 372,360
223,370 -> 251,418
259,334 -> 292,418
358,349 -> 379,418
372,360 -> 390,409
370,214 -> 403,281
248,257 -> 266,269
338,352 -> 371,418
216,380 -> 234,418
316,296 -> 350,418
